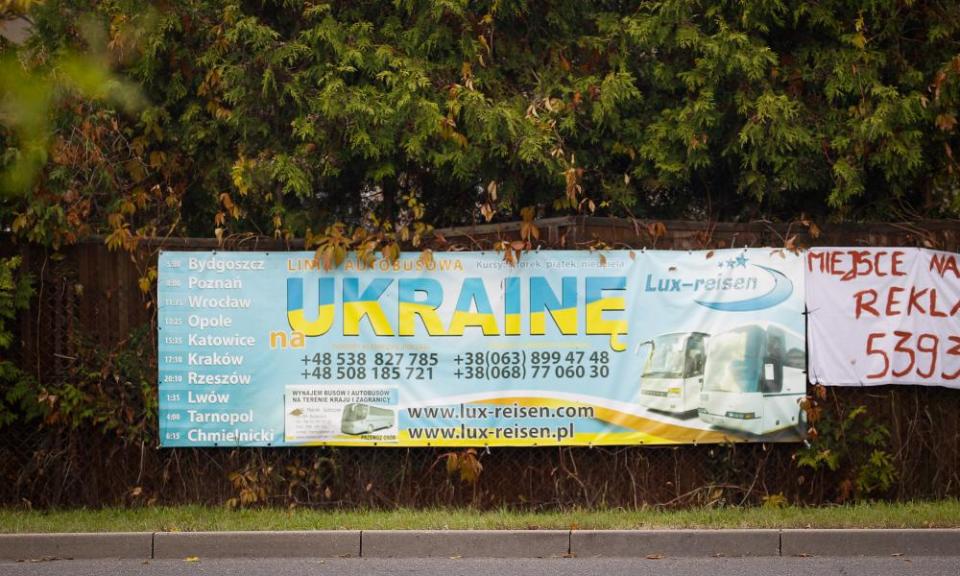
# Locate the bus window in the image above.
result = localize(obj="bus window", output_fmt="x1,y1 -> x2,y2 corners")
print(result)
761,333 -> 784,393
684,334 -> 706,378
703,328 -> 762,393
785,347 -> 805,369
343,404 -> 368,422
643,333 -> 688,379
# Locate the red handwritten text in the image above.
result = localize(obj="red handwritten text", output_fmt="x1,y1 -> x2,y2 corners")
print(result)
865,332 -> 960,381
807,250 -> 906,281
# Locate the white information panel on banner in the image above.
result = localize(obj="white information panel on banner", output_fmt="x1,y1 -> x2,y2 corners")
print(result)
806,248 -> 960,388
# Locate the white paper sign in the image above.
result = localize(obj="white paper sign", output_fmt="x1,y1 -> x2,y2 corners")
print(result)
284,385 -> 398,443
806,248 -> 960,388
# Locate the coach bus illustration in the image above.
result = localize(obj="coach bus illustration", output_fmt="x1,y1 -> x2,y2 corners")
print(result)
340,403 -> 395,435
635,332 -> 709,414
697,323 -> 805,435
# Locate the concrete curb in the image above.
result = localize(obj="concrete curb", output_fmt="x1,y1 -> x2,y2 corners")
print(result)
571,529 -> 780,557
152,530 -> 360,559
361,530 -> 570,558
1,529 -> 959,561
0,533 -> 153,561
781,529 -> 960,557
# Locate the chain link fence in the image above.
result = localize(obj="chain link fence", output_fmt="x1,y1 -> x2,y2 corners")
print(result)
2,217 -> 958,508
3,386 -> 957,509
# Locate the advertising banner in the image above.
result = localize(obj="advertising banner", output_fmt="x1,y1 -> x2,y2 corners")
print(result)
158,249 -> 806,447
807,248 -> 960,388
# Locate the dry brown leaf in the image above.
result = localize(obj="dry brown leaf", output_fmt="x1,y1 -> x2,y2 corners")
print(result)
419,249 -> 434,266
647,221 -> 667,239
446,452 -> 460,476
480,203 -> 495,222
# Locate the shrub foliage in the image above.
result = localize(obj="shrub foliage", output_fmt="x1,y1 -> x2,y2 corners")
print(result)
2,0 -> 959,246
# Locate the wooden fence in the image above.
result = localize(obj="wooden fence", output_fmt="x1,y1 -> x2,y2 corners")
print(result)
3,217 -> 958,508
16,216 -> 960,384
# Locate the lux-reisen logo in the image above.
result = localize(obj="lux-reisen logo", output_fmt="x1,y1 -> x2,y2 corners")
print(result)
643,255 -> 794,312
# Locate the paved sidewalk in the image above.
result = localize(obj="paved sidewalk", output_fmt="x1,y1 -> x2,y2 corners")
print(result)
4,557 -> 960,576
0,529 -> 958,561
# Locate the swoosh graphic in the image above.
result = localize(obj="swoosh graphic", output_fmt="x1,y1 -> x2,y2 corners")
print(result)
695,265 -> 793,312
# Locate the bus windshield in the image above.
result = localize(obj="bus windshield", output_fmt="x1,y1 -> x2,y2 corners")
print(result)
342,404 -> 368,422
642,334 -> 689,379
703,328 -> 763,393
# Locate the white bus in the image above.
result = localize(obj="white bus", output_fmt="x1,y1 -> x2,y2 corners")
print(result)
340,403 -> 395,435
636,332 -> 709,414
697,323 -> 805,435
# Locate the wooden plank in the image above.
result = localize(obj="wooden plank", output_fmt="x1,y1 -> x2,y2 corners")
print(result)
117,248 -> 129,342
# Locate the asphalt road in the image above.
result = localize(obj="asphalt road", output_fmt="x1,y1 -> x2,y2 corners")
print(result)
1,557 -> 957,576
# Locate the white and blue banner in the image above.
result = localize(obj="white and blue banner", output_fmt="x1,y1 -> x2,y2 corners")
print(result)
158,249 -> 806,447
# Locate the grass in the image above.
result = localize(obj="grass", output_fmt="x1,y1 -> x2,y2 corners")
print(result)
0,501 -> 958,533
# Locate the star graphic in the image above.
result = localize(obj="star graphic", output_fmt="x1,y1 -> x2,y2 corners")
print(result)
735,254 -> 749,268
726,259 -> 736,269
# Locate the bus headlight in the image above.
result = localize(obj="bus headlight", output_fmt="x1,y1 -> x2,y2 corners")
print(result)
724,411 -> 757,420
667,387 -> 682,396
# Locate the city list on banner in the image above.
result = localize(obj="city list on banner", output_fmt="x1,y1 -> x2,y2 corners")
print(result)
157,249 -> 807,447
807,248 -> 960,388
